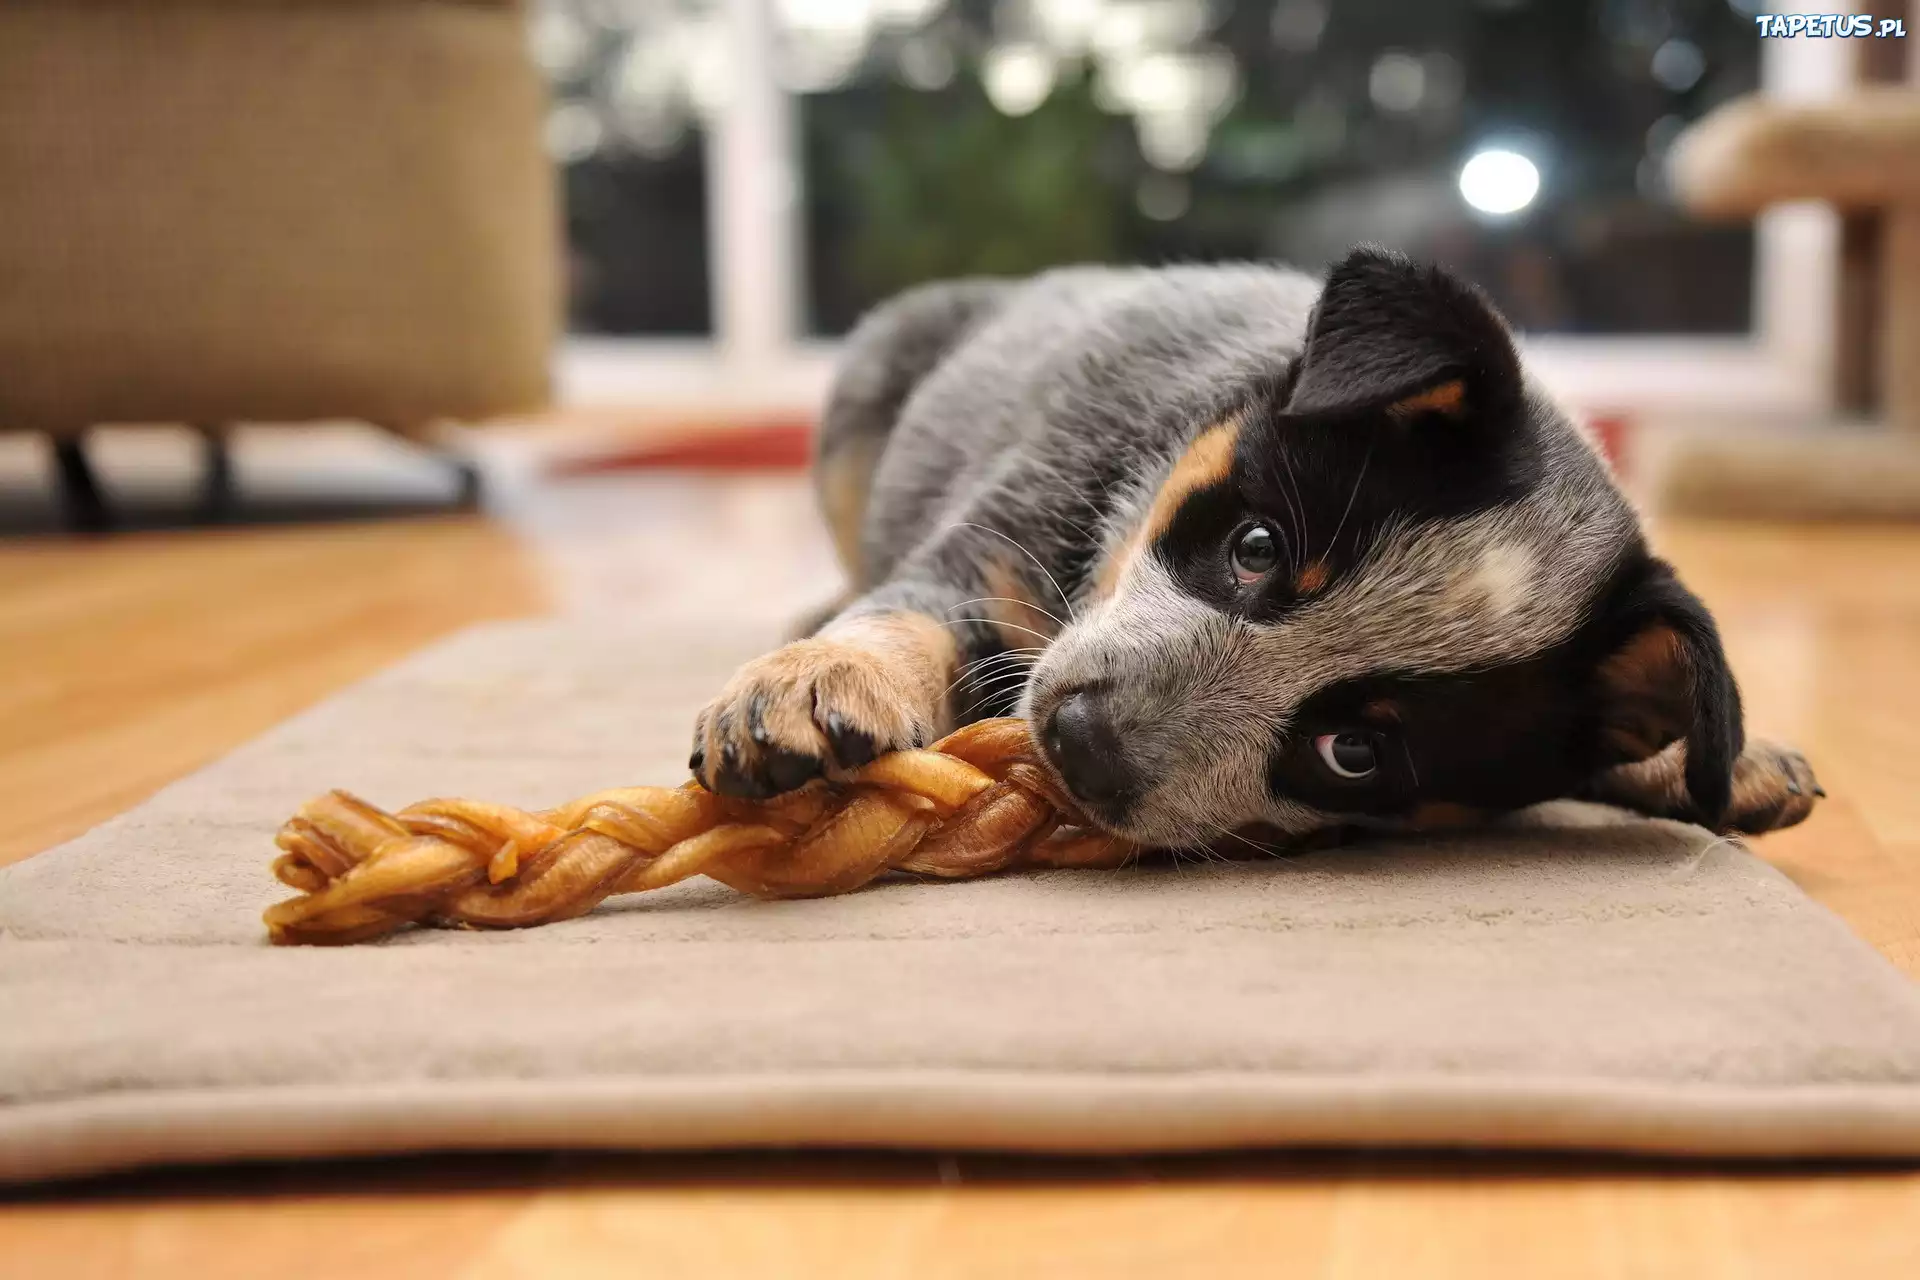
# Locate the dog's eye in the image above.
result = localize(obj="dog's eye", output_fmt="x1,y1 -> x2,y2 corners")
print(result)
1314,732 -> 1378,780
1231,524 -> 1279,583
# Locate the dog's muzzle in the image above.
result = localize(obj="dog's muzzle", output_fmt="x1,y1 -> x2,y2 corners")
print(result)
1040,686 -> 1137,821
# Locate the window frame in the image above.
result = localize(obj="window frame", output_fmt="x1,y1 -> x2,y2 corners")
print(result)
557,0 -> 1858,420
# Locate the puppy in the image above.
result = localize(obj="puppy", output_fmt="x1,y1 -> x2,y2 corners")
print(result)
692,248 -> 1821,846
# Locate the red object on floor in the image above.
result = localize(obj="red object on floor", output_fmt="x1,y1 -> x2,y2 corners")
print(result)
552,411 -> 1636,481
1588,413 -> 1633,477
552,418 -> 815,474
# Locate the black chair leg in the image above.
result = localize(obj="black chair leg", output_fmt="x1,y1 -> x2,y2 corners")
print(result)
198,426 -> 236,521
52,432 -> 110,532
452,457 -> 483,510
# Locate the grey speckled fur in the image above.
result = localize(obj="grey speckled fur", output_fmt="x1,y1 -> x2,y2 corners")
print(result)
708,256 -> 1819,847
826,265 -> 1328,601
812,264 -> 1625,842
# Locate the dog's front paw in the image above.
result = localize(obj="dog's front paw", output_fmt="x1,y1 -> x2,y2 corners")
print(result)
691,624 -> 949,799
1724,739 -> 1825,835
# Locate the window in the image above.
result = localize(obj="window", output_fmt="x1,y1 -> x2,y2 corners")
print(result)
795,0 -> 1761,337
548,0 -> 1853,416
535,0 -> 717,335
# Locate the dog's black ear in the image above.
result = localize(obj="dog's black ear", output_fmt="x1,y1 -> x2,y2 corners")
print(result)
1588,559 -> 1744,827
1285,246 -> 1522,425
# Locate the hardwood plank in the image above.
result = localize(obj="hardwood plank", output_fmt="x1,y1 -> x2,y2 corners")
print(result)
0,1160 -> 528,1280
1652,520 -> 1920,851
0,519 -> 544,866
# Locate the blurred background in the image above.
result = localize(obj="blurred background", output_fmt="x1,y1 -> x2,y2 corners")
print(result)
0,0 -> 1916,820
548,0 -> 1854,424
5,0 -> 1909,535
561,0 -> 1764,338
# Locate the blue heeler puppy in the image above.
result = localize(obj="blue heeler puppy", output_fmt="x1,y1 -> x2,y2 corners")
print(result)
690,249 -> 1821,848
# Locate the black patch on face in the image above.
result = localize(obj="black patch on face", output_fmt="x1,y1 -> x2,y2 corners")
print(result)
1269,646 -> 1608,817
1150,248 -> 1541,619
1265,548 -> 1746,825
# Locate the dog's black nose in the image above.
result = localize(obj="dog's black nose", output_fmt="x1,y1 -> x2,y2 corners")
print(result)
1044,689 -> 1135,809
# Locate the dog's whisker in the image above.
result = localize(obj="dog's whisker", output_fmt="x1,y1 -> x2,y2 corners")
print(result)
950,652 -> 1043,683
949,650 -> 1045,708
946,669 -> 1032,699
961,680 -> 1043,717
964,670 -> 1042,704
943,522 -> 1078,624
1220,829 -> 1287,860
948,649 -> 1042,680
942,617 -> 1058,645
946,597 -> 1069,631
953,645 -> 1045,672
1275,447 -> 1309,567
945,662 -> 1040,701
1322,438 -> 1374,566
968,658 -> 1040,682
963,668 -> 1041,700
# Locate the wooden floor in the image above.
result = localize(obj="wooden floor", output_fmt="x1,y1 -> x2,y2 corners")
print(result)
3,497 -> 1920,1277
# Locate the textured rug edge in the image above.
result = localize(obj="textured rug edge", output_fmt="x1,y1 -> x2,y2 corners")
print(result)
9,1070 -> 1920,1184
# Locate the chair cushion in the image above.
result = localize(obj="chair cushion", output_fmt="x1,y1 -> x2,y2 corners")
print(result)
0,0 -> 554,434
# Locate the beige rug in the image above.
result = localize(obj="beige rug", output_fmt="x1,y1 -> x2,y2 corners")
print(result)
5,620 -> 1920,1184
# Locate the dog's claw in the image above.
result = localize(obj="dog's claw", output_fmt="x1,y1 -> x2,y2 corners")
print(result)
824,711 -> 876,769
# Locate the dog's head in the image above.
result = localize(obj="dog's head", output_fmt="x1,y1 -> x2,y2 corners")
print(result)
1023,248 -> 1743,847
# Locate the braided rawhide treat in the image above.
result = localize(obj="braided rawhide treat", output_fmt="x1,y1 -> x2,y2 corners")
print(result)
264,717 -> 1134,945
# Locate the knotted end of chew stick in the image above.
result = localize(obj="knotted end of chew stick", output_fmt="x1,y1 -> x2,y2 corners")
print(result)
263,718 -> 1132,945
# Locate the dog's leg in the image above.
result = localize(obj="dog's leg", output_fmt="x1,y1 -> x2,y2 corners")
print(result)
785,591 -> 857,641
1581,739 -> 1824,834
694,524 -> 1075,799
692,604 -> 954,799
692,576 -> 999,799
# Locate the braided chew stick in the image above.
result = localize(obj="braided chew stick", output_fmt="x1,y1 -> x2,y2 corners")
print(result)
264,717 -> 1134,945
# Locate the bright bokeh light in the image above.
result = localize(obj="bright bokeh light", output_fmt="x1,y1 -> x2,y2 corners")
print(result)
1457,148 -> 1540,215
982,43 -> 1057,116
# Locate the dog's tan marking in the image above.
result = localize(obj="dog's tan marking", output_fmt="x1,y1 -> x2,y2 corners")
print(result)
1090,540 -> 1129,601
817,434 -> 884,587
979,554 -> 1062,651
1295,559 -> 1330,595
811,610 -> 959,737
1596,623 -> 1690,759
1386,378 -> 1467,421
1725,740 -> 1824,833
1092,415 -> 1242,598
702,610 -> 959,779
1586,738 -> 1823,834
1141,417 -> 1241,544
